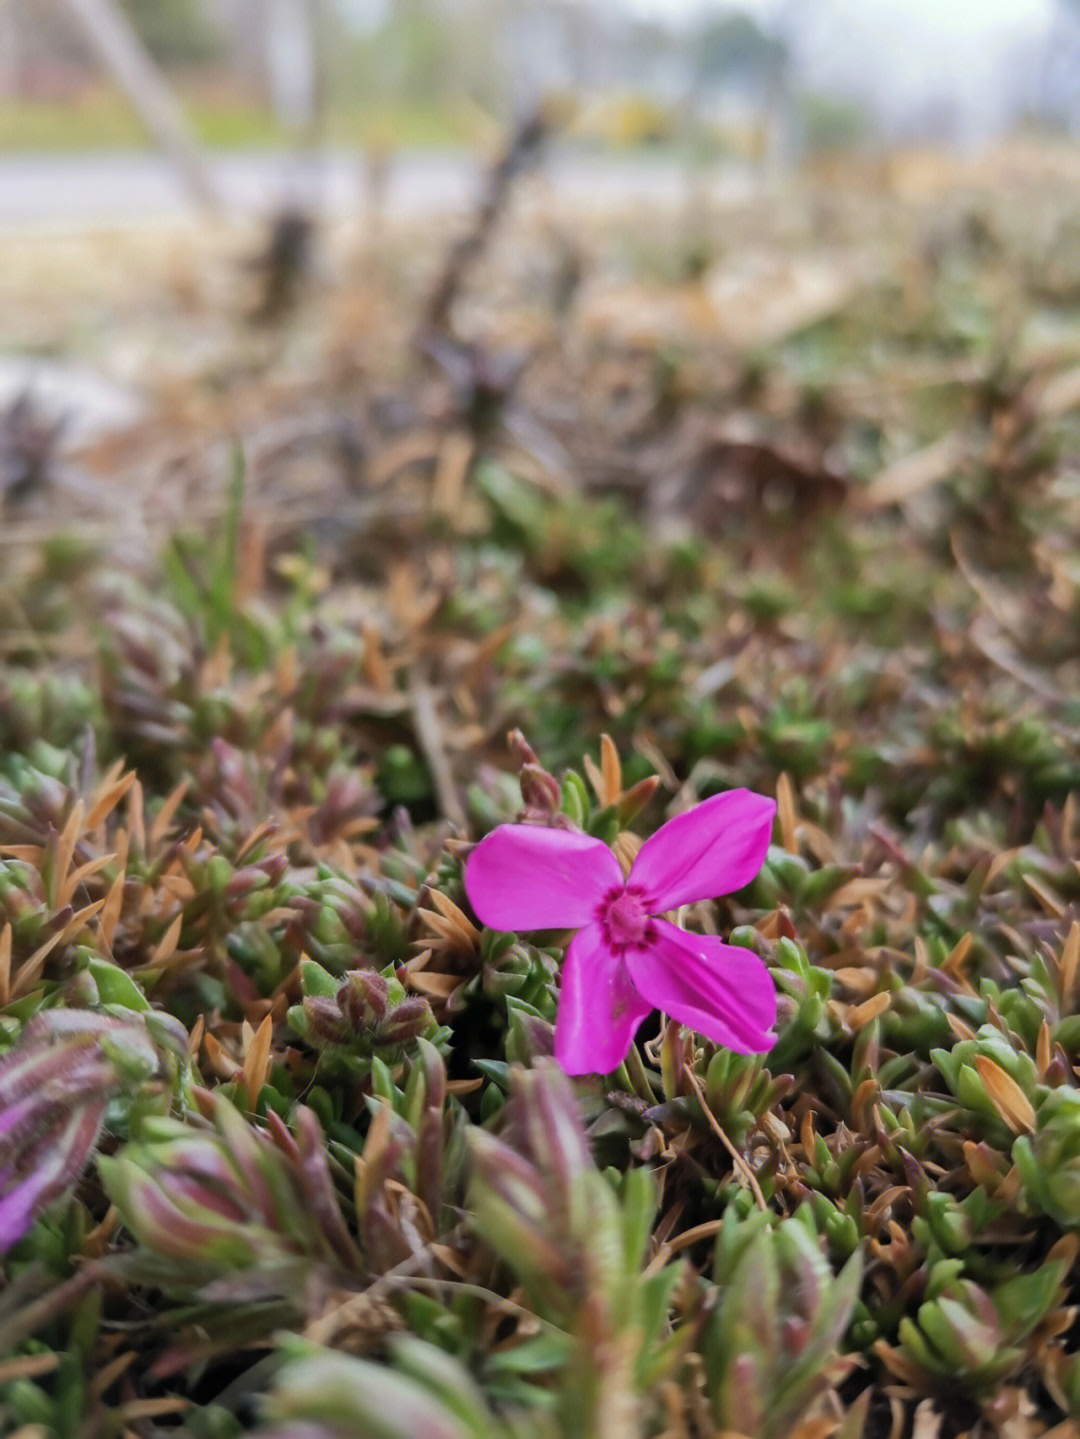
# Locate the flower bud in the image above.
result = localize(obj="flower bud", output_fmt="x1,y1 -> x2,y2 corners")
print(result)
0,1008 -> 188,1253
507,729 -> 540,769
519,764 -> 562,817
301,996 -> 349,1046
0,1101 -> 107,1253
339,970 -> 389,1029
706,1206 -> 863,1438
378,997 -> 434,1046
100,1096 -> 360,1282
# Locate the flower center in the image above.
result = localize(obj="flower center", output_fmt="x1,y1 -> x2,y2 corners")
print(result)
598,886 -> 652,951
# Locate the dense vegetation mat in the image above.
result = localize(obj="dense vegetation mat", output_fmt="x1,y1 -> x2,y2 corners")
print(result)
5,147 -> 1080,1437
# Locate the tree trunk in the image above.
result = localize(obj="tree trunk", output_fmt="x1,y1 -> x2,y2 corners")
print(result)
0,0 -> 25,100
61,0 -> 225,213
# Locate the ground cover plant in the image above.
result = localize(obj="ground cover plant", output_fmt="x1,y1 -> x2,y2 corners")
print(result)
7,139 -> 1080,1437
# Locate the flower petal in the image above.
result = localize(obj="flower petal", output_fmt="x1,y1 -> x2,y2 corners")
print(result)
465,825 -> 622,932
629,789 -> 775,911
626,919 -> 776,1053
555,922 -> 653,1075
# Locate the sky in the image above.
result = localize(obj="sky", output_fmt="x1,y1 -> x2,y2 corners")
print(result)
628,0 -> 1055,27
627,0 -> 1064,137
789,0 -> 1060,136
335,0 -> 1075,138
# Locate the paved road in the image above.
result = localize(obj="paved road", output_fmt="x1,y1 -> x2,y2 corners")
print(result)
0,148 -> 758,227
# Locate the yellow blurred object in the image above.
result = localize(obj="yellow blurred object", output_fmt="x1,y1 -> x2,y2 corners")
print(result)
572,92 -> 679,148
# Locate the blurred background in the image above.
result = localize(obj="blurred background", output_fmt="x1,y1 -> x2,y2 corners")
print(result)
4,0 -> 1080,219
7,0 -> 1080,560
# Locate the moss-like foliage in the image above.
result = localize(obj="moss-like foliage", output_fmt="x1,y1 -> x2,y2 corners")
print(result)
6,149 -> 1080,1438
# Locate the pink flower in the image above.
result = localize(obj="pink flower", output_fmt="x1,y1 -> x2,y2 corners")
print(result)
465,788 -> 778,1075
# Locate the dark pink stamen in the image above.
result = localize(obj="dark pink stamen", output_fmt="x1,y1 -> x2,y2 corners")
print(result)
597,886 -> 653,951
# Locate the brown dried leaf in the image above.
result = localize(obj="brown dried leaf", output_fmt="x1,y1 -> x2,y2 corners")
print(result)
243,1012 -> 274,1111
941,932 -> 973,979
613,830 -> 642,876
847,991 -> 891,1029
82,1205 -> 120,1260
116,1398 -> 190,1421
910,1400 -> 943,1439
600,733 -> 622,806
1048,1232 -> 1080,1272
97,869 -> 126,955
11,898 -> 107,998
985,847 -> 1020,888
1023,873 -> 1065,917
0,922 -> 10,1007
1059,920 -> 1080,1012
88,1347 -> 135,1398
426,888 -> 480,943
354,1100 -> 392,1214
85,764 -> 137,832
828,878 -> 892,908
0,1352 -> 61,1383
912,936 -> 930,982
963,1140 -> 1006,1190
433,429 -> 475,518
58,852 -> 116,909
798,821 -> 835,865
997,1166 -> 1022,1204
583,752 -> 605,803
149,912 -> 184,968
787,1420 -> 841,1439
51,798 -> 84,903
406,970 -> 463,999
832,967 -> 879,997
148,781 -> 190,852
946,1013 -> 978,1043
1042,1422 -> 1080,1439
777,771 -> 798,852
186,1015 -> 206,1061
1037,1019 -> 1053,1079
234,820 -> 278,862
974,1055 -> 1036,1134
873,1338 -> 932,1387
126,777 -> 146,856
202,1030 -> 242,1080
856,434 -> 961,511
417,910 -> 475,954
